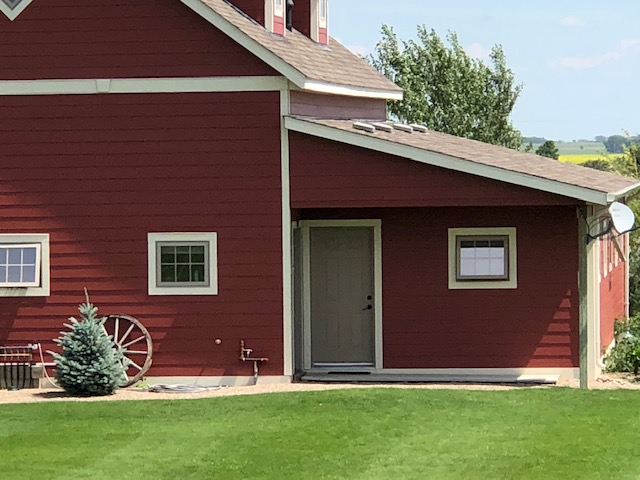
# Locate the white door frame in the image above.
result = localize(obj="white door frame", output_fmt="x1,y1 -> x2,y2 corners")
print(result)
299,219 -> 383,370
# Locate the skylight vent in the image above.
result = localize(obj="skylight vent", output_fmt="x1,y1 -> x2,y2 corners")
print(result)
372,122 -> 393,133
410,124 -> 428,133
353,122 -> 375,134
393,124 -> 413,133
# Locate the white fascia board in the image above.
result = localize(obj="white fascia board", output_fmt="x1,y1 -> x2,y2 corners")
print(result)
180,0 -> 307,88
0,76 -> 288,96
301,80 -> 404,100
607,182 -> 640,203
284,117 -> 610,205
0,0 -> 33,21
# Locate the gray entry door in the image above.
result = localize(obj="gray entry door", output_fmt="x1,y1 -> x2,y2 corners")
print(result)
310,227 -> 375,366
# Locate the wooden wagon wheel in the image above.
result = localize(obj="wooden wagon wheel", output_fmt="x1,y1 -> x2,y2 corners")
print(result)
102,314 -> 153,388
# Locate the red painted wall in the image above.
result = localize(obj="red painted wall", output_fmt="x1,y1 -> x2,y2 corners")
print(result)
0,0 -> 277,79
290,91 -> 387,121
298,207 -> 579,369
228,0 -> 266,26
599,237 -> 626,353
0,92 -> 284,377
292,1 -> 311,37
290,133 -> 579,208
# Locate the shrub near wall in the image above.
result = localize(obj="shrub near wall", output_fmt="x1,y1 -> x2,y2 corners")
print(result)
605,315 -> 640,375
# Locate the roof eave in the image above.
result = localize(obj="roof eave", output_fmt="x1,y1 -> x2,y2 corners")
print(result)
284,116 -> 615,206
301,80 -> 403,100
606,182 -> 640,203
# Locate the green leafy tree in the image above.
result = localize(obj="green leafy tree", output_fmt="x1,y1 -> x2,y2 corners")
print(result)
535,140 -> 559,160
52,291 -> 124,396
369,25 -> 523,149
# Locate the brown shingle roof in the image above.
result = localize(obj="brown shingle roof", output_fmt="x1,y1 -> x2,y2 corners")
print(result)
192,0 -> 402,95
286,117 -> 640,204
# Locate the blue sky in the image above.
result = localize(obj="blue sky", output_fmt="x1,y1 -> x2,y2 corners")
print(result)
330,0 -> 640,141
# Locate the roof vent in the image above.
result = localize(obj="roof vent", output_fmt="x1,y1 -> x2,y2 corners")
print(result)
410,124 -> 428,133
372,122 -> 393,133
393,124 -> 413,133
353,122 -> 375,134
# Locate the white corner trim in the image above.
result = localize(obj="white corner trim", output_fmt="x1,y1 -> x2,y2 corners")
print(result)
147,232 -> 218,296
301,80 -> 403,100
299,219 -> 383,370
0,233 -> 50,297
180,0 -> 307,88
448,227 -> 517,290
0,76 -> 288,96
284,116 -> 612,205
281,89 -> 294,377
0,0 -> 32,21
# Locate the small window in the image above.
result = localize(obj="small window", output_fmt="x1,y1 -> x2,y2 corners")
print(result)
148,233 -> 218,296
448,228 -> 517,290
0,234 -> 50,297
319,0 -> 327,27
0,0 -> 33,21
274,0 -> 283,16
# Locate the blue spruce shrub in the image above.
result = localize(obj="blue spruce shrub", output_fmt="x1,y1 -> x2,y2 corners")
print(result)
52,293 -> 125,396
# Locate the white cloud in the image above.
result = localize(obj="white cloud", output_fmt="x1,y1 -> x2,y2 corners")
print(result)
561,16 -> 586,27
466,43 -> 491,61
552,38 -> 640,70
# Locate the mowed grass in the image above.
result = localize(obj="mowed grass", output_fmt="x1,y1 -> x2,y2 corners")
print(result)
559,153 -> 620,164
2,389 -> 640,480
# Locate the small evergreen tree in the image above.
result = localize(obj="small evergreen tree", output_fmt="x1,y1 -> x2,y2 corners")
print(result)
52,290 -> 124,396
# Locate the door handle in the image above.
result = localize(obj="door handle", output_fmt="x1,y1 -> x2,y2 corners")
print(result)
362,305 -> 373,311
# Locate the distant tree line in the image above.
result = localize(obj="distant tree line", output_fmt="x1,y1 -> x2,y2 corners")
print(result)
602,135 -> 640,154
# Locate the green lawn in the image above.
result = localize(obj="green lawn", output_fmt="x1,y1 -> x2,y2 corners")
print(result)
2,388 -> 640,479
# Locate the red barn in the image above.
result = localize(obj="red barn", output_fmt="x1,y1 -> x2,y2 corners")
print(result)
0,0 -> 637,387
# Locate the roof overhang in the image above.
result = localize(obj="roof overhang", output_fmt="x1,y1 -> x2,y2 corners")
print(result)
180,0 -> 402,100
285,116 -> 640,206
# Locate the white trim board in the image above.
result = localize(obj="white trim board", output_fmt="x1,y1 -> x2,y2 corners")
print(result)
179,0 -> 402,101
0,76 -> 288,96
0,0 -> 32,21
284,117 -> 636,206
299,219 -> 383,371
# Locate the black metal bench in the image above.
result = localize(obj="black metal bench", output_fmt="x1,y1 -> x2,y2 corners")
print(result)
0,345 -> 39,390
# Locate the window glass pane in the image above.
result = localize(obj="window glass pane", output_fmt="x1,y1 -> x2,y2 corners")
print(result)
176,246 -> 190,264
0,248 -> 7,265
7,248 -> 21,264
191,245 -> 205,263
160,246 -> 175,264
7,266 -> 21,283
490,259 -> 505,276
22,247 -> 37,265
0,265 -> 6,282
459,246 -> 476,258
22,265 -> 36,283
191,264 -> 206,283
176,265 -> 190,282
459,258 -> 476,276
490,240 -> 505,248
161,265 -> 176,283
475,240 -> 490,248
460,241 -> 475,248
474,258 -> 491,276
475,247 -> 491,259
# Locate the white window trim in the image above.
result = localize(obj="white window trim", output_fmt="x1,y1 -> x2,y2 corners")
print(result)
0,0 -> 33,21
148,233 -> 218,296
0,234 -> 50,297
448,227 -> 517,290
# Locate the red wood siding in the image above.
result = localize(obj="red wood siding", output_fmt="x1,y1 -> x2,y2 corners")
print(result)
298,206 -> 579,369
599,236 -> 626,353
274,14 -> 285,35
318,27 -> 328,45
292,1 -> 311,37
290,133 -> 579,208
290,91 -> 387,121
0,92 -> 284,377
227,0 -> 266,26
0,0 -> 277,80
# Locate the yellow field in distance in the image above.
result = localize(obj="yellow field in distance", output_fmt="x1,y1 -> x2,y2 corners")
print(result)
559,153 -> 620,164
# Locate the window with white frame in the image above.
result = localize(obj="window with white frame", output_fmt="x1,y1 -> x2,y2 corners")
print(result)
448,227 -> 517,289
274,0 -> 283,16
319,0 -> 327,27
148,233 -> 218,296
0,234 -> 50,296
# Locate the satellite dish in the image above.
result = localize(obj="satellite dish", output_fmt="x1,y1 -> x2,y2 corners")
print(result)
609,202 -> 636,234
